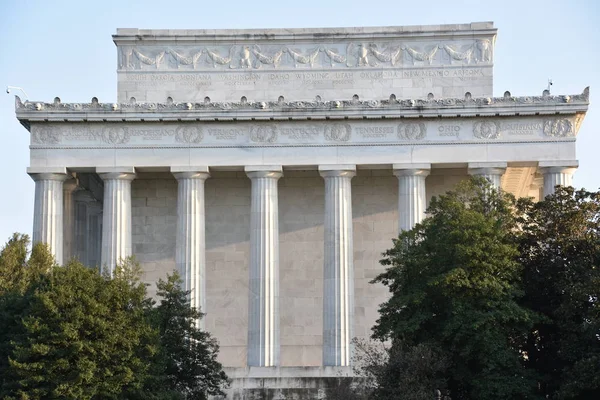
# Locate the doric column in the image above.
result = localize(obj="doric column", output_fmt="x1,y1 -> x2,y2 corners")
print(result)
245,166 -> 283,367
393,164 -> 430,232
539,161 -> 578,197
98,167 -> 135,276
29,168 -> 69,265
63,178 -> 79,262
468,162 -> 507,189
172,167 -> 210,325
86,201 -> 103,268
319,165 -> 356,367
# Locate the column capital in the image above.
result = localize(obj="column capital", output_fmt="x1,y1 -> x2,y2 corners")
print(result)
63,177 -> 79,192
468,162 -> 507,177
393,163 -> 431,177
97,167 -> 136,181
171,165 -> 210,174
96,168 -> 135,179
172,171 -> 211,180
245,165 -> 283,179
319,164 -> 356,178
29,172 -> 70,182
538,160 -> 578,175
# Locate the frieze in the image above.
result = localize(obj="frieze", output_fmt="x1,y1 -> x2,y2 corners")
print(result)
27,116 -> 579,148
116,39 -> 495,72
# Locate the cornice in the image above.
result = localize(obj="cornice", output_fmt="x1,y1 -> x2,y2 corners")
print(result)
112,22 -> 496,44
14,88 -> 589,130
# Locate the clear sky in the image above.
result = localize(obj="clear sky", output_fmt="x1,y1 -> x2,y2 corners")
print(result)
0,0 -> 598,242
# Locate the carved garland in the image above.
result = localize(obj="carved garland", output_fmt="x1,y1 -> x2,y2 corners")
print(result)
120,39 -> 494,70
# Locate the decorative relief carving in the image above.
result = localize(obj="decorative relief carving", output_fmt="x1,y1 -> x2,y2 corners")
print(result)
543,118 -> 573,137
473,120 -> 500,139
249,125 -> 278,143
101,127 -> 130,144
117,38 -> 495,71
175,126 -> 204,143
17,88 -> 589,115
31,126 -> 61,144
404,46 -> 438,65
324,124 -> 351,142
397,122 -> 426,140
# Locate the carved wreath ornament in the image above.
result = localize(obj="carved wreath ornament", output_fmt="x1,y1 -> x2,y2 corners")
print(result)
473,120 -> 500,139
324,124 -> 351,142
31,126 -> 61,144
543,119 -> 573,137
175,126 -> 204,143
101,127 -> 130,144
397,123 -> 426,140
249,125 -> 278,143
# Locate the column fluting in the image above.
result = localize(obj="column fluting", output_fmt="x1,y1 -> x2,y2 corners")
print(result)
320,165 -> 356,367
173,169 -> 210,326
30,172 -> 69,265
98,170 -> 135,276
246,167 -> 282,367
468,163 -> 507,189
63,178 -> 79,262
393,167 -> 430,232
540,166 -> 577,197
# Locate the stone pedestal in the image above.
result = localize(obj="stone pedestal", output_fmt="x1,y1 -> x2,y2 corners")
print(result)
246,166 -> 283,367
540,162 -> 578,197
393,164 -> 430,232
98,168 -> 135,276
29,171 -> 69,265
468,162 -> 507,189
319,165 -> 356,367
173,167 -> 210,325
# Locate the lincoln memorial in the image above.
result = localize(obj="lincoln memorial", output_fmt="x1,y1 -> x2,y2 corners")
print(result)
15,22 -> 589,398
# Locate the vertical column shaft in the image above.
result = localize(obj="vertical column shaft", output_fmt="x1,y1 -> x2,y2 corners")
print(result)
98,169 -> 135,276
30,172 -> 69,265
173,169 -> 210,326
63,178 -> 79,262
540,165 -> 577,197
468,163 -> 507,190
246,167 -> 282,367
393,166 -> 430,232
320,165 -> 356,367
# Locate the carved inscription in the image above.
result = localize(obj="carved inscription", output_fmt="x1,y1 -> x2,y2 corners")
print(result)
356,126 -> 394,138
501,122 -> 542,136
438,125 -> 461,137
207,127 -> 245,140
280,125 -> 320,139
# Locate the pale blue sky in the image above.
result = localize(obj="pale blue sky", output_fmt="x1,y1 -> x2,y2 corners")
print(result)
0,0 -> 598,242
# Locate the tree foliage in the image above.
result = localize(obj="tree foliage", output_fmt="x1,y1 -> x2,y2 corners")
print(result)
0,235 -> 228,400
139,272 -> 229,400
519,187 -> 600,399
372,178 -> 539,399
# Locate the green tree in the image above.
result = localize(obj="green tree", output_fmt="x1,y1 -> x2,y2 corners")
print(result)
519,187 -> 600,399
372,178 -> 539,399
139,272 -> 229,400
1,256 -> 156,400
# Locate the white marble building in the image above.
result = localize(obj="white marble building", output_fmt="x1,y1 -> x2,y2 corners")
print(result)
15,22 -> 588,398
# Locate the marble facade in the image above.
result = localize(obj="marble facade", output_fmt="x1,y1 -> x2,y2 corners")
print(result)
15,22 -> 589,398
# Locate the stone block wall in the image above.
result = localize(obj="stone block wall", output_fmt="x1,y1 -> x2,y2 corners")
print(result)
129,169 -> 469,368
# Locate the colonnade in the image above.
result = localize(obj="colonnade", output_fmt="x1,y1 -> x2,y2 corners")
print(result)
28,161 -> 577,367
